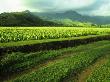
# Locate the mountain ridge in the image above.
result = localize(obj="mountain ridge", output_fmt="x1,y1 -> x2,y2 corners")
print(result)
33,10 -> 110,25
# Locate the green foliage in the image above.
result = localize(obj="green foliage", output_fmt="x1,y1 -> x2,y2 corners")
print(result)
1,10 -> 110,27
0,11 -> 60,27
0,34 -> 110,57
11,43 -> 110,82
87,59 -> 110,82
0,27 -> 110,43
1,41 -> 109,77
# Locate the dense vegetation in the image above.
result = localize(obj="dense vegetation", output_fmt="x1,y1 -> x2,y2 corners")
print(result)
0,26 -> 110,82
87,58 -> 110,82
0,34 -> 109,56
0,11 -> 62,27
12,44 -> 110,82
1,10 -> 110,27
0,41 -> 110,82
0,27 -> 110,43
0,5 -> 110,82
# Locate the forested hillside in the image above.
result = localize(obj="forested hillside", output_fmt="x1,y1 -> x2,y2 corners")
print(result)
0,10 -> 110,27
0,10 -> 61,27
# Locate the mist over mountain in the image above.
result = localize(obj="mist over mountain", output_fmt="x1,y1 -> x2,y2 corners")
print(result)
0,10 -> 110,27
33,10 -> 110,25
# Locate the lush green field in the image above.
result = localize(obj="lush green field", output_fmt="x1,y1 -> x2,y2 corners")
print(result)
0,27 -> 110,43
0,27 -> 110,82
0,41 -> 110,82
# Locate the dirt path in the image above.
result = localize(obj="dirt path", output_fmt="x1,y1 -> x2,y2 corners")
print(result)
63,54 -> 110,82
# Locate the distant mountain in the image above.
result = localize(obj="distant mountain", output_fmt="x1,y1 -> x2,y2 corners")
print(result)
33,10 -> 110,25
0,10 -> 110,27
33,11 -> 84,21
90,16 -> 110,25
0,10 -> 61,27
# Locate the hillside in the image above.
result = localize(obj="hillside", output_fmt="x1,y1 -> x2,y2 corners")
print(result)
34,10 -> 110,25
0,10 -> 61,27
0,10 -> 110,27
0,10 -> 94,27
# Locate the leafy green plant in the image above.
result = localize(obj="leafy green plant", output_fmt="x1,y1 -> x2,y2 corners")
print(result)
87,59 -> 110,82
10,43 -> 110,82
1,41 -> 110,80
0,27 -> 110,43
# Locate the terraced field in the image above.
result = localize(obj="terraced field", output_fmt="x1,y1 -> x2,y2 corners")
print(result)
0,27 -> 110,82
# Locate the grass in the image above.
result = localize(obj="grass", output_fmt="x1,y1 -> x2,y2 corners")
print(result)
0,40 -> 110,82
0,41 -> 109,74
0,27 -> 110,82
9,43 -> 110,82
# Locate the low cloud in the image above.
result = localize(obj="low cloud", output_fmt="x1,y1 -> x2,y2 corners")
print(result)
91,0 -> 110,16
24,0 -> 96,12
1,0 -> 110,16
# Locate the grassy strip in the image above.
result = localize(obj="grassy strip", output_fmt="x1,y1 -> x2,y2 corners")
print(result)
10,43 -> 110,82
86,56 -> 110,82
0,35 -> 110,55
1,41 -> 109,79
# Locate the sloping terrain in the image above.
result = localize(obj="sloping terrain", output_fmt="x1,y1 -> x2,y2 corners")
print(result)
0,11 -> 61,26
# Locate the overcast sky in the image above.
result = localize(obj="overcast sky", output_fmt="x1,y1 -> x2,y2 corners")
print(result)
0,0 -> 110,16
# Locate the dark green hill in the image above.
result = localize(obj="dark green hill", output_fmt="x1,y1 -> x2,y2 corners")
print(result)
0,10 -> 61,27
0,10 -> 110,27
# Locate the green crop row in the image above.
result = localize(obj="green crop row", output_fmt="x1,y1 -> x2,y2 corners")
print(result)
1,41 -> 110,81
1,41 -> 109,78
87,57 -> 110,82
0,27 -> 110,43
9,43 -> 110,82
0,34 -> 110,56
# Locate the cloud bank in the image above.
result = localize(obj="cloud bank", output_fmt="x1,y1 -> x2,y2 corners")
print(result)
23,0 -> 96,12
0,0 -> 110,16
22,0 -> 110,16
